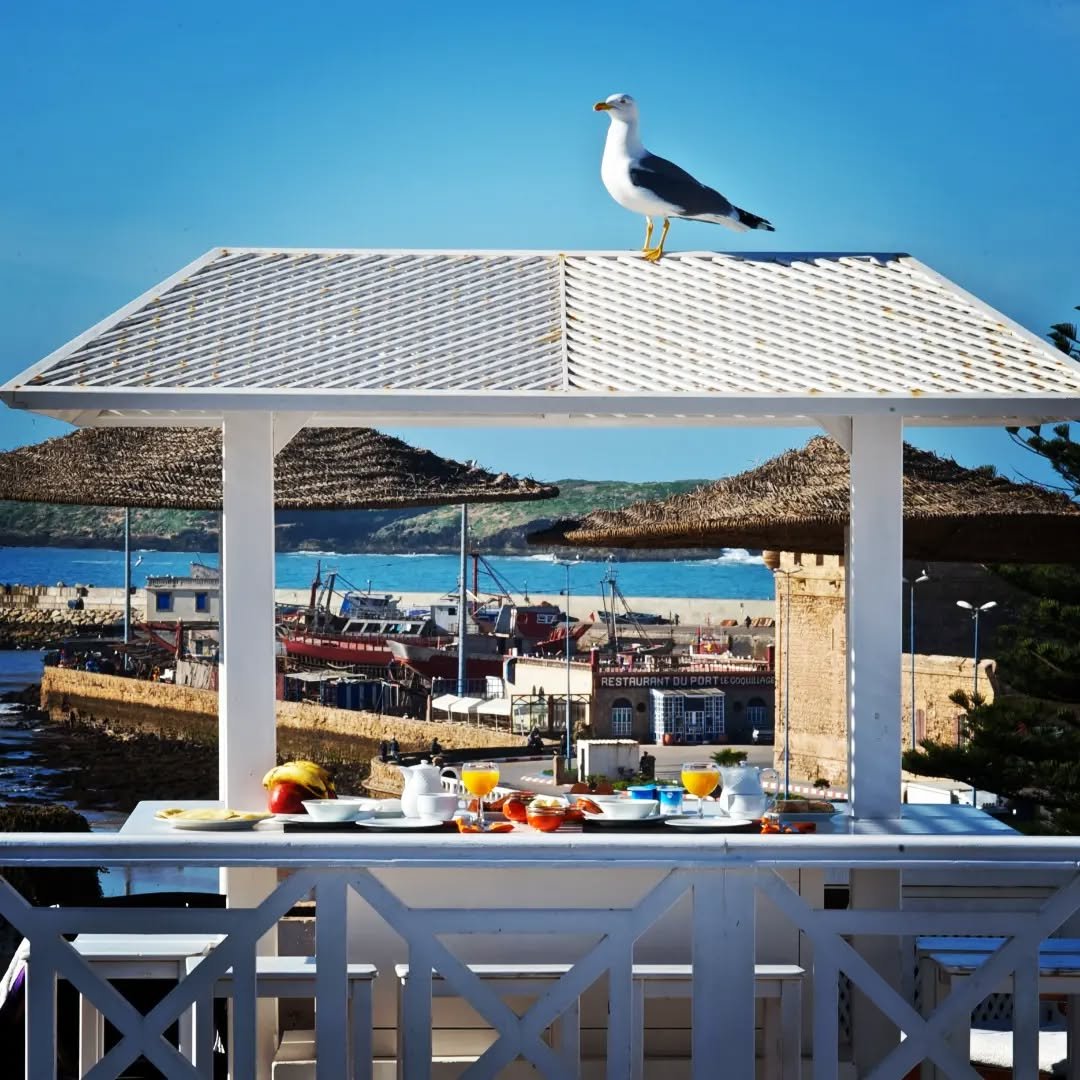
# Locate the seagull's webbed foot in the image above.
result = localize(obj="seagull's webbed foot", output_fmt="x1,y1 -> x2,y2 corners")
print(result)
641,217 -> 654,252
642,218 -> 670,263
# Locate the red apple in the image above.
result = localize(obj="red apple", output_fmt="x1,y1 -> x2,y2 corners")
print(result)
267,780 -> 313,815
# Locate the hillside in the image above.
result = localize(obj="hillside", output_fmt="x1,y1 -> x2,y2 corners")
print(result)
0,479 -> 708,556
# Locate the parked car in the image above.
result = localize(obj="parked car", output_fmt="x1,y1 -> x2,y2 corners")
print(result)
752,724 -> 775,745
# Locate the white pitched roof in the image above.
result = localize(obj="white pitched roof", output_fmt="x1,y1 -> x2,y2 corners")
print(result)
4,248 -> 1079,427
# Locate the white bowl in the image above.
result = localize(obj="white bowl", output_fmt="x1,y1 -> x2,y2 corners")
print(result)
573,793 -> 622,804
300,799 -> 372,822
600,799 -> 659,820
335,797 -> 383,812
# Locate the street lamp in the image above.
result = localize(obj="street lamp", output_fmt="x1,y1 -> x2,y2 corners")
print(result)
556,559 -> 580,768
956,600 -> 997,698
772,564 -> 797,798
904,571 -> 930,750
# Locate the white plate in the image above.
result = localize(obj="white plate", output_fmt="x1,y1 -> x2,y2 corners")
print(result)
169,817 -> 269,831
274,813 -> 343,825
664,817 -> 754,831
582,813 -> 664,827
354,816 -> 446,831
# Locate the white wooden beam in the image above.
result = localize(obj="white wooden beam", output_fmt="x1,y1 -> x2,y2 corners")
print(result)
813,416 -> 852,451
7,385 -> 1080,426
847,413 -> 903,819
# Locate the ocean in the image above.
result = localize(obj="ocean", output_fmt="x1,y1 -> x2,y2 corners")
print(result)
0,545 -> 774,602
0,650 -> 45,694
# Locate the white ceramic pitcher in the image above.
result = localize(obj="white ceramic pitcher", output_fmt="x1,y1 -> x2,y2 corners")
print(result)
718,763 -> 778,818
398,760 -> 443,818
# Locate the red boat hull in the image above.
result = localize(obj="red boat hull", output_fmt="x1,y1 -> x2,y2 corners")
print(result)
283,631 -> 438,667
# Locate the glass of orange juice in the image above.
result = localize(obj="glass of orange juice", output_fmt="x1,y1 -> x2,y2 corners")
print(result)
461,761 -> 500,831
681,762 -> 720,819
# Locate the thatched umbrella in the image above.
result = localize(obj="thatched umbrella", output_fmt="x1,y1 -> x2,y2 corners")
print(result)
0,426 -> 557,509
0,427 -> 557,645
529,436 -> 1080,563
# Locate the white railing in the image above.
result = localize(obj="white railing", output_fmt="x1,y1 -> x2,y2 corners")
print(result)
2,832 -> 1080,1079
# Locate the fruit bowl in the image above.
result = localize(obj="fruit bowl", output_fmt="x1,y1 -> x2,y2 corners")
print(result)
599,799 -> 659,821
301,799 -> 372,822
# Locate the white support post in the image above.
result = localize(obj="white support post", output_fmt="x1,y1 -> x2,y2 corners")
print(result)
219,411 -> 279,1077
847,413 -> 903,820
847,413 -> 905,1073
219,411 -> 278,808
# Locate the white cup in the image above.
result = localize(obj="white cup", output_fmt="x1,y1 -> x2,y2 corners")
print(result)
415,792 -> 460,821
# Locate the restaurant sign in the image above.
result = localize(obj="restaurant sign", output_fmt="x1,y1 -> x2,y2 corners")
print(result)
599,672 -> 774,689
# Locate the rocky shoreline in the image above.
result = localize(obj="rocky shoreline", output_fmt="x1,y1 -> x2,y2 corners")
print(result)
0,685 -> 372,816
0,613 -> 122,650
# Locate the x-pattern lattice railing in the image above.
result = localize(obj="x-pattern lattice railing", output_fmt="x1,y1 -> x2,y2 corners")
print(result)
2,833 -> 1080,1079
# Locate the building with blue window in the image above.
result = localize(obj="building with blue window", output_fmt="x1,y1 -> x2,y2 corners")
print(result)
145,565 -> 220,624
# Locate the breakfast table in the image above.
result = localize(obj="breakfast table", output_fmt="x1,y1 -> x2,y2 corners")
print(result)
13,796 -> 1036,1077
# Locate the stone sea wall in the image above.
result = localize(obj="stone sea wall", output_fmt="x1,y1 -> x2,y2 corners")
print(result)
40,667 -> 525,754
42,666 -> 219,739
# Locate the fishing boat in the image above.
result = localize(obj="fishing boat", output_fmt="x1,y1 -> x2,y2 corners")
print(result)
279,564 -> 440,669
386,637 -> 506,681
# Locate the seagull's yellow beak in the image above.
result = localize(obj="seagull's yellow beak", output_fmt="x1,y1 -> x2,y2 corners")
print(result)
593,101 -> 612,111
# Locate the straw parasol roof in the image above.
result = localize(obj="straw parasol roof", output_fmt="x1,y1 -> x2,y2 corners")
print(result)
529,436 -> 1080,563
0,427 -> 557,510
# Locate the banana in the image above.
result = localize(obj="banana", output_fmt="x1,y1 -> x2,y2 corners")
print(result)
261,760 -> 335,797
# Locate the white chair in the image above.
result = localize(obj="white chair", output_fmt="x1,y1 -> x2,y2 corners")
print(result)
68,932 -> 225,1072
394,960 -> 804,1078
629,963 -> 804,1080
185,954 -> 377,1080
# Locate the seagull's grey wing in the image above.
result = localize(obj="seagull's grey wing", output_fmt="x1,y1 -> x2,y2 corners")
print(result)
629,153 -> 735,217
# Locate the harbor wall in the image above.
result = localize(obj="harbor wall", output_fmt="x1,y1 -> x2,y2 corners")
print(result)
39,667 -> 526,753
41,667 -> 219,739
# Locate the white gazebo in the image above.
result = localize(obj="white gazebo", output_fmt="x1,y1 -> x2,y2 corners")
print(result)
5,248 -> 1080,1078
7,246 -> 1077,819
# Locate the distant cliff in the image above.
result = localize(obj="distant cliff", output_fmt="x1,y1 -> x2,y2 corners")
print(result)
0,479 -> 712,557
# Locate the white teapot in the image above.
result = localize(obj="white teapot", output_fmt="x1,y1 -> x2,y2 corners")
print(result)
397,760 -> 444,818
718,763 -> 778,819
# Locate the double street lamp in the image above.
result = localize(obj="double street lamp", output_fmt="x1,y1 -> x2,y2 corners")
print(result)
904,571 -> 930,750
956,600 -> 997,698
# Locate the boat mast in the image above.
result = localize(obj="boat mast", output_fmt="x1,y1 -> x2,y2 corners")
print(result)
457,504 -> 468,698
307,560 -> 321,627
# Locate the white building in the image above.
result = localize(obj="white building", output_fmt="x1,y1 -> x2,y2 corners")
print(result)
145,566 -> 220,623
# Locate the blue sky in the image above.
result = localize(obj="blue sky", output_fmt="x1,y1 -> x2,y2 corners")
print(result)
1,0 -> 1077,487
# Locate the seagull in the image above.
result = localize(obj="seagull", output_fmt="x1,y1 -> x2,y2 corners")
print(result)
593,92 -> 774,262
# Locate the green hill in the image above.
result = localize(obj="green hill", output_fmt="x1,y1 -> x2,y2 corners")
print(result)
0,479 -> 708,556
